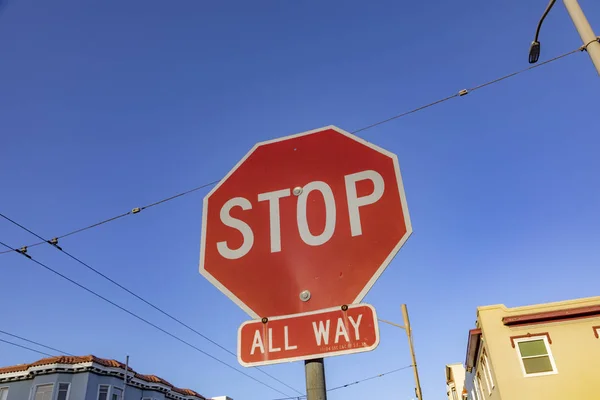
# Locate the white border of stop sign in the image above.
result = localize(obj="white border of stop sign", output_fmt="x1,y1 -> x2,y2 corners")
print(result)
199,125 -> 412,319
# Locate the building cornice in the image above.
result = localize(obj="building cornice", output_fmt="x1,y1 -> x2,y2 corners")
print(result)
464,329 -> 481,371
502,305 -> 600,326
0,356 -> 205,400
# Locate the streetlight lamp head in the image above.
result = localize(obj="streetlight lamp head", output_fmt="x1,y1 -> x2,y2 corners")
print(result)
529,41 -> 541,63
528,0 -> 556,64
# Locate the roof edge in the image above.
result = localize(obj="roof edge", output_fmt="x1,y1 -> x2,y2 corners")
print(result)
464,329 -> 482,370
503,304 -> 600,326
0,355 -> 206,399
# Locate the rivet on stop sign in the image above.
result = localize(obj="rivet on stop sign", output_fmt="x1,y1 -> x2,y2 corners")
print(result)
299,290 -> 311,302
292,187 -> 303,196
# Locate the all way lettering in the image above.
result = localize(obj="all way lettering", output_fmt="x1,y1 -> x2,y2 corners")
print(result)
237,304 -> 380,367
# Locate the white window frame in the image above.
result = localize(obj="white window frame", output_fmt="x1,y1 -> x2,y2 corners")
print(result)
97,384 -> 110,400
0,387 -> 9,400
31,383 -> 55,400
451,387 -> 458,400
474,374 -> 484,400
110,386 -> 123,400
482,352 -> 494,390
470,389 -> 477,400
479,359 -> 491,395
479,352 -> 494,394
514,335 -> 558,377
56,382 -> 71,400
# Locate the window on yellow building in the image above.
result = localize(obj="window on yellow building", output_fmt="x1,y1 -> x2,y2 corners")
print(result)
474,373 -> 485,400
481,352 -> 494,392
451,387 -> 459,400
514,336 -> 557,376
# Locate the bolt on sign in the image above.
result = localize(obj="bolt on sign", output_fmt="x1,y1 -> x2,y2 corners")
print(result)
199,125 -> 412,320
238,304 -> 379,367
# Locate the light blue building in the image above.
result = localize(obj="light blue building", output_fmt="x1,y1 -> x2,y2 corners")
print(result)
0,355 -> 228,400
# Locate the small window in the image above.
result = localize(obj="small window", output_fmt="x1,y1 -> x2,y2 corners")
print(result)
474,374 -> 484,400
479,353 -> 494,394
451,387 -> 458,400
482,352 -> 494,390
57,383 -> 70,400
33,384 -> 54,400
0,387 -> 8,400
111,387 -> 123,400
480,359 -> 491,394
515,336 -> 557,376
98,385 -> 109,400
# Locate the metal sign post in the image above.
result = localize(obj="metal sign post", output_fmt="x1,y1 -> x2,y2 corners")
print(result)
305,358 -> 326,400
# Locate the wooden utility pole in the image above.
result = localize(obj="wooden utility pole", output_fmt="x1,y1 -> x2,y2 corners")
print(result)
401,304 -> 423,399
378,304 -> 424,399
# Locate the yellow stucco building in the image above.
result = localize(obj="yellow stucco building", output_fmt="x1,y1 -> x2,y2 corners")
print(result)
463,296 -> 600,399
445,362 -> 466,400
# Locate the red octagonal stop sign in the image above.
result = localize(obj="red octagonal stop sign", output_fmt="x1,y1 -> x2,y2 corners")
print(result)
200,126 -> 411,318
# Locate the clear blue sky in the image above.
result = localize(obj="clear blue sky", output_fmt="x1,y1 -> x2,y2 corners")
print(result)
1,0 -> 599,399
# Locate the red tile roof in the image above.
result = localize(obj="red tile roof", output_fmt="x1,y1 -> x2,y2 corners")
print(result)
0,355 -> 205,399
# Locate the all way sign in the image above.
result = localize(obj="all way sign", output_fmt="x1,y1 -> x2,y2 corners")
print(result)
237,304 -> 379,367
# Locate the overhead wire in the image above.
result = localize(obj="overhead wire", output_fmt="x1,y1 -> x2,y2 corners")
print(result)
0,213 -> 303,396
269,365 -> 414,400
351,45 -> 582,135
326,365 -> 414,392
0,180 -> 220,255
0,338 -> 54,358
0,329 -> 74,356
0,240 -> 294,398
0,45 -> 584,256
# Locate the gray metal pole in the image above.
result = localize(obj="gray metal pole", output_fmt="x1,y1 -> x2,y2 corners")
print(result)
123,355 -> 129,400
305,358 -> 327,400
563,0 -> 600,75
401,304 -> 423,400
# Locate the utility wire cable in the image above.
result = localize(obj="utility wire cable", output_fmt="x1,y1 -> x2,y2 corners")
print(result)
351,45 -> 581,134
0,180 -> 220,255
0,46 -> 583,256
0,240 -> 293,398
269,365 -> 414,400
0,338 -> 54,358
0,213 -> 303,396
327,365 -> 414,392
0,329 -> 74,356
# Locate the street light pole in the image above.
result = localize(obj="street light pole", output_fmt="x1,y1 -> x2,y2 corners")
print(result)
563,0 -> 600,74
378,304 -> 424,399
529,0 -> 600,75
